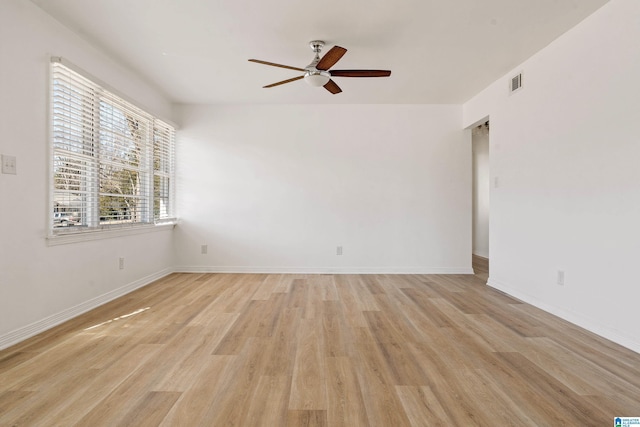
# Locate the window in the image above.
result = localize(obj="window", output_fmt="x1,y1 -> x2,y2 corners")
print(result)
50,59 -> 175,236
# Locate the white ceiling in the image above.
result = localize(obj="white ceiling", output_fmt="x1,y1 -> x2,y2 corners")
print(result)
31,0 -> 609,105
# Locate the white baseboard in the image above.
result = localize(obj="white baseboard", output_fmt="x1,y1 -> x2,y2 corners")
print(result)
487,277 -> 640,355
175,266 -> 475,275
0,268 -> 174,351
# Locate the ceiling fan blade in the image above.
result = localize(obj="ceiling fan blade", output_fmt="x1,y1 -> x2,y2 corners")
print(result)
323,79 -> 342,94
263,75 -> 304,88
316,46 -> 347,71
248,59 -> 306,72
330,70 -> 392,77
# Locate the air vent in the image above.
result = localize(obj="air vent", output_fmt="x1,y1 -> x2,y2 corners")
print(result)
510,73 -> 523,94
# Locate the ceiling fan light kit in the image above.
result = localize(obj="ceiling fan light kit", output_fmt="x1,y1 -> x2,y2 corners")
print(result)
249,40 -> 391,94
304,70 -> 330,87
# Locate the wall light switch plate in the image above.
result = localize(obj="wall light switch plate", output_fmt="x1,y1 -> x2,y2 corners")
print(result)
1,155 -> 16,174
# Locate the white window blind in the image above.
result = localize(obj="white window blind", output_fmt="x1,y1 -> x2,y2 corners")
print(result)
51,60 -> 175,234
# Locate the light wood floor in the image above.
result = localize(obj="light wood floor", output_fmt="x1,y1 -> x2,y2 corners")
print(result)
1,265 -> 640,426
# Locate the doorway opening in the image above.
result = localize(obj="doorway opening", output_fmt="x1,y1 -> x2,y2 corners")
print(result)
472,120 -> 490,282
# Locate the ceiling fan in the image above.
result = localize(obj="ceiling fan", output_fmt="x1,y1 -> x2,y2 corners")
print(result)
248,41 -> 391,94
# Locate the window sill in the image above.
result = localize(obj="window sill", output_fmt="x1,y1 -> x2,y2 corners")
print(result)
46,222 -> 176,246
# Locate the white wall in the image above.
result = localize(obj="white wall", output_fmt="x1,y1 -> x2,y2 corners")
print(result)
472,124 -> 490,258
175,104 -> 472,273
464,0 -> 640,352
0,0 -> 175,349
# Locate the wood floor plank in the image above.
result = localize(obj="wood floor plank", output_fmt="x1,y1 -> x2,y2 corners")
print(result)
502,350 -> 611,424
454,367 -> 540,426
426,274 -> 469,293
334,275 -> 369,328
287,410 -> 327,427
1,367 -> 101,426
304,279 -> 326,320
260,306 -> 301,377
153,315 -> 238,391
474,364 -> 570,425
483,351 -> 604,425
2,262 -> 640,425
271,274 -> 295,294
352,334 -> 413,426
213,299 -> 278,355
508,303 -> 640,394
370,294 -> 424,342
197,338 -> 268,426
515,337 -> 619,396
321,276 -> 339,301
243,375 -> 292,427
347,275 -> 381,311
35,343 -> 163,426
119,391 -> 181,427
289,318 -> 327,410
215,273 -> 265,313
73,345 -> 169,426
322,301 -> 351,357
0,390 -> 34,421
0,352 -> 37,376
361,313 -> 430,386
404,342 -> 498,426
396,385 -> 450,427
399,287 -> 455,328
287,278 -> 309,317
0,334 -> 110,392
455,313 -> 520,352
251,274 -> 282,300
157,355 -> 234,426
326,356 -> 370,426
438,320 -> 503,370
360,275 -> 387,295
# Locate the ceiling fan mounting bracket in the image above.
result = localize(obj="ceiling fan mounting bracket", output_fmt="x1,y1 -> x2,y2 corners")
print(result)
309,40 -> 325,53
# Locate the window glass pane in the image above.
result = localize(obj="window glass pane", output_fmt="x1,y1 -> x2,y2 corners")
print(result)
50,61 -> 175,234
154,175 -> 170,219
99,195 -> 144,224
52,79 -> 95,156
54,156 -> 86,191
99,102 -> 147,167
53,191 -> 86,228
153,121 -> 174,220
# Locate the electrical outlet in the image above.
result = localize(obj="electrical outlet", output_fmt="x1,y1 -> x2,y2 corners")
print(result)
557,270 -> 565,286
1,155 -> 17,174
119,257 -> 125,270
201,244 -> 208,254
336,246 -> 343,256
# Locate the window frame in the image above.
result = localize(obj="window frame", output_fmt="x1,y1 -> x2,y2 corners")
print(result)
47,57 -> 176,244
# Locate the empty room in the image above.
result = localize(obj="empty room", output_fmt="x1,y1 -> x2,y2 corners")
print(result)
1,0 -> 639,425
